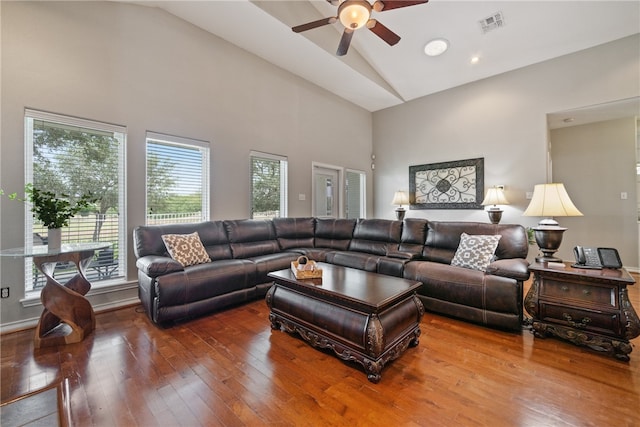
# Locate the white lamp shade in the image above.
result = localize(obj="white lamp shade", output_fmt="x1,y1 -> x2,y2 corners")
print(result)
522,183 -> 583,217
481,187 -> 509,206
339,1 -> 371,29
391,190 -> 409,206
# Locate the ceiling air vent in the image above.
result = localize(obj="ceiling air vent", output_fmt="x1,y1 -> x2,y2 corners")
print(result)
479,12 -> 505,34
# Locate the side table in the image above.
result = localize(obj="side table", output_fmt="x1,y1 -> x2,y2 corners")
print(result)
0,242 -> 110,348
525,261 -> 640,360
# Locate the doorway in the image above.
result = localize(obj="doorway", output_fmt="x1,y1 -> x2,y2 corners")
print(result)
312,163 -> 343,218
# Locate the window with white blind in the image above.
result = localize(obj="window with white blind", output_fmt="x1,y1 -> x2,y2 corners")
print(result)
250,151 -> 288,219
145,132 -> 210,225
345,169 -> 366,219
24,109 -> 126,296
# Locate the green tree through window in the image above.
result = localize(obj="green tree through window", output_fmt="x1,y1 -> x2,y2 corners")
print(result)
251,152 -> 287,219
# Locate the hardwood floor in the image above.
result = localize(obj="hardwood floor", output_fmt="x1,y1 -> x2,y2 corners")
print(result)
2,277 -> 639,426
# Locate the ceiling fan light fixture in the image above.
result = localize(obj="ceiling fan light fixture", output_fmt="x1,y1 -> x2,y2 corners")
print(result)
338,1 -> 371,30
424,38 -> 449,57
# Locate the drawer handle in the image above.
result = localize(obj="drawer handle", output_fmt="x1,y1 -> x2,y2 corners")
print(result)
561,286 -> 569,292
563,313 -> 591,329
582,289 -> 591,296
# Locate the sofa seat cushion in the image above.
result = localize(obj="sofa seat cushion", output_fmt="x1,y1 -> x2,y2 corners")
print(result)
404,261 -> 520,314
325,251 -> 380,272
155,259 -> 256,306
284,248 -> 333,262
250,252 -> 301,283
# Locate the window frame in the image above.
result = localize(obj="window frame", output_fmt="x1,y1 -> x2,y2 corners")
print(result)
145,131 -> 210,225
250,151 -> 288,219
23,109 -> 127,298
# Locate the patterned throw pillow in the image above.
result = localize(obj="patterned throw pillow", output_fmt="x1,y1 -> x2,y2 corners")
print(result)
451,233 -> 502,272
161,232 -> 211,267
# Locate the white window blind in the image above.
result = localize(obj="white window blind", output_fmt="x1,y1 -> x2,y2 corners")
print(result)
24,109 -> 126,296
145,132 -> 210,225
250,151 -> 288,219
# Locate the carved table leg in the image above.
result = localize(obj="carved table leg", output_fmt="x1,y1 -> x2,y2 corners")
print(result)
33,250 -> 96,349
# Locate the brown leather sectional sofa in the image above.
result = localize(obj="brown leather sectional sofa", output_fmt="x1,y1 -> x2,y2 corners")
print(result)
133,217 -> 530,331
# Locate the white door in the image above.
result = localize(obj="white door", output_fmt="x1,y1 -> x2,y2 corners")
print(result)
313,166 -> 340,218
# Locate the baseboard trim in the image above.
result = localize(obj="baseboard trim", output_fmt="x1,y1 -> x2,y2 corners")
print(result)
0,297 -> 141,335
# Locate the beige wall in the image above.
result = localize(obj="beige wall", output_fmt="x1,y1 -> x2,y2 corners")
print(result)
1,2 -> 638,329
372,35 -> 639,266
0,1 -> 372,328
551,118 -> 638,266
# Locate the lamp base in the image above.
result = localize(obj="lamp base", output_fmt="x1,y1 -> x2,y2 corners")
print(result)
395,208 -> 406,221
533,225 -> 567,264
535,254 -> 564,263
486,209 -> 503,224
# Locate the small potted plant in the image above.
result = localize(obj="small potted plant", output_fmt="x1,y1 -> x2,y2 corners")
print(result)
1,183 -> 96,249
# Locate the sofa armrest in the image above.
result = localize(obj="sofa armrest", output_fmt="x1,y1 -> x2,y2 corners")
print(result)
485,258 -> 530,281
136,255 -> 184,278
386,250 -> 418,260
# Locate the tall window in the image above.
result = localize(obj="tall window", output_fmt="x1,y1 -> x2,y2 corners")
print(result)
346,169 -> 366,219
145,132 -> 210,225
24,109 -> 126,296
250,151 -> 288,219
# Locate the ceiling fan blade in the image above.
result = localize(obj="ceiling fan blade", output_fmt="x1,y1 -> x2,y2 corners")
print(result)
292,16 -> 337,33
373,0 -> 428,12
367,20 -> 401,46
336,28 -> 354,56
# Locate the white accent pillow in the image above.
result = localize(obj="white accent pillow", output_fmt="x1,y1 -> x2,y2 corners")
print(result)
451,232 -> 501,272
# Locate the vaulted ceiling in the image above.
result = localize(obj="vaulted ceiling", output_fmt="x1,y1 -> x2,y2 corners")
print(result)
131,1 -> 640,112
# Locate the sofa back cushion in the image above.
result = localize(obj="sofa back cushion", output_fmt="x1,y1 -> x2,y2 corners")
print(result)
399,218 -> 428,256
314,218 -> 356,250
133,221 -> 232,260
348,219 -> 402,256
423,221 -> 528,263
272,217 -> 315,249
224,219 -> 280,259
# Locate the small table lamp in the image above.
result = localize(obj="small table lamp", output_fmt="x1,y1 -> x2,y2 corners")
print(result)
391,190 -> 409,220
523,183 -> 583,263
481,186 -> 509,224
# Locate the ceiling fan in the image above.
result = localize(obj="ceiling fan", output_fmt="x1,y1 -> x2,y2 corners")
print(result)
292,0 -> 429,56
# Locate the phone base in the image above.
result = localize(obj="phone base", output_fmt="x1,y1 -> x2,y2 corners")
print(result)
571,263 -> 602,270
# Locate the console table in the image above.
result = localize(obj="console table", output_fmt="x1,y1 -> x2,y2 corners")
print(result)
525,261 -> 640,360
0,242 -> 109,348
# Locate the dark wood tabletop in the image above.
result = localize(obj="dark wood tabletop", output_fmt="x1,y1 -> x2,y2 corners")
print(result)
268,262 -> 421,312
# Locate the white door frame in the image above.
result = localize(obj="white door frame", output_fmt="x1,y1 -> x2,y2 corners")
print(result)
311,162 -> 344,218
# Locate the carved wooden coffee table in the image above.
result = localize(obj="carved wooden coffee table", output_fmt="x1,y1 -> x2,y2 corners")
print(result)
267,263 -> 424,383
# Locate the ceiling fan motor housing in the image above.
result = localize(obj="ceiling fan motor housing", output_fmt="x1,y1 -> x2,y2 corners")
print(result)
338,0 -> 372,29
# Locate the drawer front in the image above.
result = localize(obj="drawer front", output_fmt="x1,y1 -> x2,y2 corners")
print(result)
541,279 -> 616,308
539,302 -> 621,336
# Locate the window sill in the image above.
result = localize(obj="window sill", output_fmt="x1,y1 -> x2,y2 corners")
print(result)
20,279 -> 138,308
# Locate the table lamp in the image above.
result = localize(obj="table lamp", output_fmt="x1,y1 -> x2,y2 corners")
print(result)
391,190 -> 409,220
523,183 -> 583,263
481,186 -> 510,224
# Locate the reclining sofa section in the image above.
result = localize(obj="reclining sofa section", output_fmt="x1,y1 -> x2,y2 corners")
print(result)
133,217 -> 529,331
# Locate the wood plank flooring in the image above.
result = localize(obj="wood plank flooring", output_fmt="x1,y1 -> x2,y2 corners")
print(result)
2,277 -> 639,426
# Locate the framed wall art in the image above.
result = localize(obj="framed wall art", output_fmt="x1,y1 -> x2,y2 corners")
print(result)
409,158 -> 484,209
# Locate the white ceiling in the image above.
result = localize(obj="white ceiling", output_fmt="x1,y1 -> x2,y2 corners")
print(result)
131,0 -> 640,113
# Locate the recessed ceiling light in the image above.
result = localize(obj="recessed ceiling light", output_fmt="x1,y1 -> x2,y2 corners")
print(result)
424,38 -> 449,57
470,56 -> 480,64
